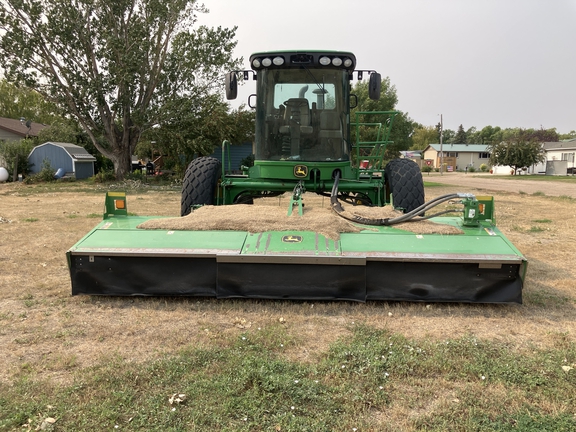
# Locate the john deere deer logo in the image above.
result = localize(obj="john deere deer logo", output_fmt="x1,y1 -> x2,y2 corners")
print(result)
294,165 -> 308,178
282,235 -> 303,243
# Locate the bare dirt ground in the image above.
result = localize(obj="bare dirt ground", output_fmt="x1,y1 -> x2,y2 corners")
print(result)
425,171 -> 576,198
0,180 -> 575,387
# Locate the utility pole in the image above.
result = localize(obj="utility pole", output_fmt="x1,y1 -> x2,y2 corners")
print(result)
439,114 -> 444,176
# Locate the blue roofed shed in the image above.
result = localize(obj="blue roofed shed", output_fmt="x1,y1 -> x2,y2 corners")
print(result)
28,142 -> 96,179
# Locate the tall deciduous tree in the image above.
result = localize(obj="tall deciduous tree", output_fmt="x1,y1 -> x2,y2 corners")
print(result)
0,0 -> 240,179
488,129 -> 546,174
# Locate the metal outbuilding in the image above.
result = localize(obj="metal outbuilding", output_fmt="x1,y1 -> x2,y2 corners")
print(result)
28,142 -> 96,179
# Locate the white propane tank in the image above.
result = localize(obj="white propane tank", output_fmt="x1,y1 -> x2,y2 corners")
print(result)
0,167 -> 9,182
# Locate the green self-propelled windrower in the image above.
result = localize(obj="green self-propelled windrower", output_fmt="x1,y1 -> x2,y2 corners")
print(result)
66,50 -> 527,303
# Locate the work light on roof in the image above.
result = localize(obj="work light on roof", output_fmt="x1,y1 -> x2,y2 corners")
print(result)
319,56 -> 331,66
273,56 -> 284,66
261,57 -> 272,67
332,57 -> 342,67
252,58 -> 261,68
343,58 -> 353,68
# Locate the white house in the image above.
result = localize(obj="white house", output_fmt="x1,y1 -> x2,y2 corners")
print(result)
543,139 -> 576,174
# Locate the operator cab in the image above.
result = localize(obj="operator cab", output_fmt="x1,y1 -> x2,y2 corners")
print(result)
226,51 -> 381,164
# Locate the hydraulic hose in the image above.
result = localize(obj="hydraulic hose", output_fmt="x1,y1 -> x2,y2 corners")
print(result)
330,172 -> 473,226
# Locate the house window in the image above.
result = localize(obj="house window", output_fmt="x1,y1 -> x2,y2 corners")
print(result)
561,153 -> 575,162
442,152 -> 458,157
479,153 -> 489,159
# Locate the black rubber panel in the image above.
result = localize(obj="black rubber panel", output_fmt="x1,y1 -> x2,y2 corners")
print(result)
68,254 -> 523,303
70,255 -> 217,297
366,261 -> 522,303
217,262 -> 366,301
385,158 -> 425,213
181,157 -> 222,216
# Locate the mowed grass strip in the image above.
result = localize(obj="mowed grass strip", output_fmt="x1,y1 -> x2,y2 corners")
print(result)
1,324 -> 574,431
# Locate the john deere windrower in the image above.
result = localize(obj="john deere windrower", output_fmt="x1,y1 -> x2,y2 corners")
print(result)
67,51 -> 526,303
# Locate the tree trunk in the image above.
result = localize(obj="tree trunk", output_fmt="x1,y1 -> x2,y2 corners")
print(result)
103,125 -> 140,180
112,151 -> 131,180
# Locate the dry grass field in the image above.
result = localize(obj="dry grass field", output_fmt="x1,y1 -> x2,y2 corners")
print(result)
0,178 -> 575,431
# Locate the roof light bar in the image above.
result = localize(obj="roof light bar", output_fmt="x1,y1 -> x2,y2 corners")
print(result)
248,51 -> 356,71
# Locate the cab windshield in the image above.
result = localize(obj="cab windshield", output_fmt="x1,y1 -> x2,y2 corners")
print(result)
254,68 -> 350,162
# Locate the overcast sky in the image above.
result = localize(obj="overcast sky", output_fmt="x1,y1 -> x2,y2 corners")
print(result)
198,0 -> 576,134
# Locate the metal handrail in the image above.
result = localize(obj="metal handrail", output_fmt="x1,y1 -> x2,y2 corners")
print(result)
352,111 -> 398,179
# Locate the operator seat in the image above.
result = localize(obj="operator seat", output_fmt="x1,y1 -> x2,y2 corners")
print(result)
280,98 -> 313,135
279,98 -> 314,158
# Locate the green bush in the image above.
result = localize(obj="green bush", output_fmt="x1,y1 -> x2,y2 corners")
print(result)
90,170 -> 116,183
479,163 -> 489,172
468,166 -> 476,173
23,159 -> 56,183
421,165 -> 432,173
0,139 -> 34,179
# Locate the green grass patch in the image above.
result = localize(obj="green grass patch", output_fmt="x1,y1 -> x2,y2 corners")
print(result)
1,325 -> 574,431
524,290 -> 572,307
0,179 -> 182,197
532,219 -> 552,223
423,181 -> 446,187
532,191 -> 546,196
23,217 -> 39,222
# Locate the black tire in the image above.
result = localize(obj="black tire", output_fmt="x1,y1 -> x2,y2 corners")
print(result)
181,157 -> 222,216
385,158 -> 425,213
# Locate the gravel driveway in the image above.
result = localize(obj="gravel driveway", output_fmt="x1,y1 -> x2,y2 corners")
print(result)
423,172 -> 576,198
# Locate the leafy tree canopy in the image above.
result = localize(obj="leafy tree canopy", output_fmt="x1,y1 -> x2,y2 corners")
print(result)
0,0 -> 241,179
559,130 -> 576,140
410,126 -> 438,150
139,98 -> 254,176
487,129 -> 546,174
0,79 -> 64,125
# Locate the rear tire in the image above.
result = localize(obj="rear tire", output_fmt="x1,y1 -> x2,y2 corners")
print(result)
181,157 -> 222,216
385,158 -> 425,213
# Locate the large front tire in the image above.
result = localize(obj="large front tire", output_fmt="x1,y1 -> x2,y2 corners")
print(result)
181,157 -> 222,216
385,158 -> 425,213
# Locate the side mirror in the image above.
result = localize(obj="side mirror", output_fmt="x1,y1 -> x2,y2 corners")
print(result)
225,72 -> 237,100
368,73 -> 381,100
